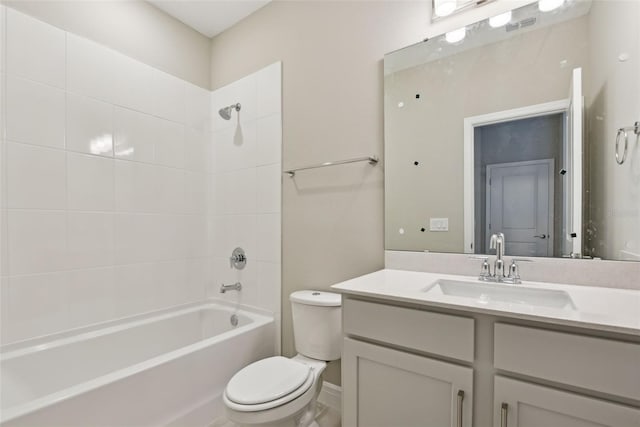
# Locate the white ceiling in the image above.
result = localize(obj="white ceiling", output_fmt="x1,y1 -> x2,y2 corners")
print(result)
148,0 -> 271,38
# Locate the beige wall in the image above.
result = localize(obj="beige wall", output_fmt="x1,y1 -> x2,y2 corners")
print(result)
384,16 -> 588,253
586,1 -> 640,260
210,0 -> 430,385
2,0 -> 210,88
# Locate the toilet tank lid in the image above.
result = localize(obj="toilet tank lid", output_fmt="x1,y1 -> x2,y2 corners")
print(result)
290,290 -> 342,307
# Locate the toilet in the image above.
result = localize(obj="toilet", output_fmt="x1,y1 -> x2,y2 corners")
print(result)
223,290 -> 342,427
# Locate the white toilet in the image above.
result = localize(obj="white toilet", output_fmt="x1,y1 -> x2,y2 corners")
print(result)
223,290 -> 342,427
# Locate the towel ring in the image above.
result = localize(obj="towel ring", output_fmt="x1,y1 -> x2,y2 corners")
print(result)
615,128 -> 628,165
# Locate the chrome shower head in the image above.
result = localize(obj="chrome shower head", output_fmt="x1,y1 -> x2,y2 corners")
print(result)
219,103 -> 241,120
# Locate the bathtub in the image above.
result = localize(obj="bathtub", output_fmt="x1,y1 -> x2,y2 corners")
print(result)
0,302 -> 275,426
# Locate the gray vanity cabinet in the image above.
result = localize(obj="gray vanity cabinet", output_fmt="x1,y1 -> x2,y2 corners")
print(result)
341,298 -> 475,427
493,376 -> 640,427
341,296 -> 640,427
493,323 -> 640,427
343,338 -> 473,427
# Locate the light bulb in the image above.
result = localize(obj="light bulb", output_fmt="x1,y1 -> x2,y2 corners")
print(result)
489,11 -> 512,28
434,0 -> 457,17
445,27 -> 466,43
538,0 -> 565,12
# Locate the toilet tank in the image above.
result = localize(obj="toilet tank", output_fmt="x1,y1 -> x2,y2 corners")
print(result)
289,291 -> 342,361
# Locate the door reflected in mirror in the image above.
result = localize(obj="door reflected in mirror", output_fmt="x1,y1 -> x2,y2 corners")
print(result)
467,93 -> 580,258
384,0 -> 640,261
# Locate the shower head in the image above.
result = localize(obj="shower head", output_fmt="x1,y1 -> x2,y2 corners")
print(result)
219,103 -> 241,120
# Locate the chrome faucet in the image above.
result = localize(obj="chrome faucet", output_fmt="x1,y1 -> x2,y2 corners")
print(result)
489,233 -> 505,279
471,233 -> 527,284
220,282 -> 242,293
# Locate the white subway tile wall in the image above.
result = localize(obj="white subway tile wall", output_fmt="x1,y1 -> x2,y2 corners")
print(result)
0,7 -> 282,345
6,76 -> 66,148
209,62 -> 282,349
0,7 -> 216,344
5,7 -> 65,88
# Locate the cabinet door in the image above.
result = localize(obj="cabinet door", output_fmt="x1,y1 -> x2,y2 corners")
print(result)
343,338 -> 473,427
494,376 -> 640,427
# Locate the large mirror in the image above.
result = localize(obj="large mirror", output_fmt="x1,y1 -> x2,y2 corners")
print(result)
384,0 -> 640,261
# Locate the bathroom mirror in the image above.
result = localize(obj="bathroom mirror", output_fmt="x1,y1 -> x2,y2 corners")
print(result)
384,0 -> 640,261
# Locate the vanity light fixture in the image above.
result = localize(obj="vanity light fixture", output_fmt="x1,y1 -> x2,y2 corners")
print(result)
445,27 -> 466,43
434,0 -> 457,17
538,0 -> 565,12
489,10 -> 512,28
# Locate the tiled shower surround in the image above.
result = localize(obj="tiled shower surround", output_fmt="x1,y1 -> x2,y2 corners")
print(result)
210,62 -> 283,348
0,7 -> 282,345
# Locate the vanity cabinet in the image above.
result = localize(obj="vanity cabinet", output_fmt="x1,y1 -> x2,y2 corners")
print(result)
493,323 -> 640,427
494,376 -> 640,427
494,323 -> 640,401
343,338 -> 473,427
342,299 -> 475,427
340,296 -> 640,427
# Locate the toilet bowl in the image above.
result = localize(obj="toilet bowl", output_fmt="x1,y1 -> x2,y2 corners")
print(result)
223,291 -> 342,427
223,355 -> 326,427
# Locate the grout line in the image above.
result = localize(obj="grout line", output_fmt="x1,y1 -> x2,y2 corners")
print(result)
4,208 -> 212,216
1,10 -> 8,278
111,81 -> 117,261
3,139 -> 211,172
5,257 -> 212,279
63,32 -> 69,260
3,71 -> 195,126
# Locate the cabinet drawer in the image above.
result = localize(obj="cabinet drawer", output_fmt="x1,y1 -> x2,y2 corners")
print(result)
343,298 -> 474,362
494,323 -> 640,400
494,376 -> 640,427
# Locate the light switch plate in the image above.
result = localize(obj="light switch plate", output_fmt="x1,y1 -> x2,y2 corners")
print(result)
429,217 -> 449,232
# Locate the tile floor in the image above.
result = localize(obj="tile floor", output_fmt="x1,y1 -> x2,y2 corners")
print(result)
315,403 -> 341,427
210,402 -> 341,427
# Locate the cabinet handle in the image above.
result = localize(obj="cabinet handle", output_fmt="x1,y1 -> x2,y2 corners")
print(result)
501,403 -> 508,427
457,390 -> 464,427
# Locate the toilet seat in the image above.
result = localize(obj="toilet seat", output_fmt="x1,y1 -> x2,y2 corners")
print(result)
224,356 -> 315,412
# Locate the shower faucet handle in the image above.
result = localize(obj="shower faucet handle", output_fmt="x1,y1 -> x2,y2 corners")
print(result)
230,247 -> 247,270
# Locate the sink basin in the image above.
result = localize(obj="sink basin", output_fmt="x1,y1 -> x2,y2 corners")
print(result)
423,279 -> 576,310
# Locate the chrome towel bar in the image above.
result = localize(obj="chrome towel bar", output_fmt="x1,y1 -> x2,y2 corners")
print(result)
284,155 -> 379,177
615,121 -> 639,165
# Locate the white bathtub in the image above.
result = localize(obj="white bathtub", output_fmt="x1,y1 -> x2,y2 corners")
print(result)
0,302 -> 275,426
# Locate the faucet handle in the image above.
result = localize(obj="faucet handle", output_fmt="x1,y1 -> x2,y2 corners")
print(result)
229,247 -> 247,270
507,258 -> 531,282
469,256 -> 491,279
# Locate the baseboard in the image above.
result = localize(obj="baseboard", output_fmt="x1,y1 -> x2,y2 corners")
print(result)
318,381 -> 342,412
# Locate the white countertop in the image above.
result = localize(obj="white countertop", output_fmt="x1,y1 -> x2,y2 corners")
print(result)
331,269 -> 640,336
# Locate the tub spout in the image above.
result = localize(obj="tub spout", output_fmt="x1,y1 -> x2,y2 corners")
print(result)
220,282 -> 242,293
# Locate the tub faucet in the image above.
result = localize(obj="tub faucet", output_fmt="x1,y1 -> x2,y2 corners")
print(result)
220,282 -> 242,293
489,232 -> 505,279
